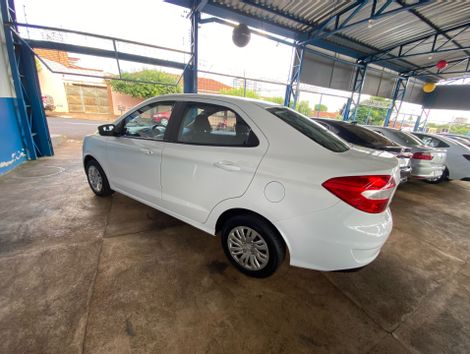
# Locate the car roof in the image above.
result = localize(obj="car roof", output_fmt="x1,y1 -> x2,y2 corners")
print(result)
365,125 -> 401,132
152,93 -> 282,109
440,133 -> 470,138
314,118 -> 350,125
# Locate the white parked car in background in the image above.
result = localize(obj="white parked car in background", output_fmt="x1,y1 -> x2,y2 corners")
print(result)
83,94 -> 400,277
413,132 -> 470,181
367,126 -> 447,183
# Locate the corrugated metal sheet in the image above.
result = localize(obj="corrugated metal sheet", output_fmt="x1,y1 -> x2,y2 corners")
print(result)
342,1 -> 470,51
212,0 -> 353,32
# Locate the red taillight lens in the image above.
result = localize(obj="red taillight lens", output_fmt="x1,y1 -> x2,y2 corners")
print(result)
412,152 -> 433,160
322,175 -> 396,214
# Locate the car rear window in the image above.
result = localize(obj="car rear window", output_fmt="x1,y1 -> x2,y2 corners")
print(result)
322,121 -> 396,148
266,107 -> 349,152
386,130 -> 423,146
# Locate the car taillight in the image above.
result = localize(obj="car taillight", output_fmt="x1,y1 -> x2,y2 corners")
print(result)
397,152 -> 413,158
322,175 -> 396,214
463,154 -> 470,161
412,152 -> 433,160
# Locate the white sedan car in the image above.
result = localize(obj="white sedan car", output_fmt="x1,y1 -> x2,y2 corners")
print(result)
413,132 -> 470,181
83,94 -> 400,277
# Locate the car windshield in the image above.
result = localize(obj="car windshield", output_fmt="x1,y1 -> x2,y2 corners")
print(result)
387,130 -> 424,146
266,107 -> 349,152
323,121 -> 396,148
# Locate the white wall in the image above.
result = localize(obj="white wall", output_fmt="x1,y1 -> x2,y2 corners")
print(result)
37,63 -> 69,112
0,12 -> 15,99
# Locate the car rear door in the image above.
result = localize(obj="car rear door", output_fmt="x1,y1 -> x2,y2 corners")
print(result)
160,100 -> 268,223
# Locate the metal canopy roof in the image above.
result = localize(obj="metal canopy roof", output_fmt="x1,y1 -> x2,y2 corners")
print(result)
167,0 -> 470,82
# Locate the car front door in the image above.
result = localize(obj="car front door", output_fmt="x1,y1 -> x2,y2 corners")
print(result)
106,101 -> 175,204
161,100 -> 268,223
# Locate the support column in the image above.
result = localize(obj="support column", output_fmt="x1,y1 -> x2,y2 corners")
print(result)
414,108 -> 430,132
18,42 -> 53,156
2,0 -> 53,161
343,63 -> 367,121
184,4 -> 199,93
384,76 -> 408,127
1,2 -> 28,174
284,44 -> 304,108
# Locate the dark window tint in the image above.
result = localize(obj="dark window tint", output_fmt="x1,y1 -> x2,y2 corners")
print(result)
266,107 -> 349,152
320,121 -> 396,148
377,129 -> 423,147
177,103 -> 259,147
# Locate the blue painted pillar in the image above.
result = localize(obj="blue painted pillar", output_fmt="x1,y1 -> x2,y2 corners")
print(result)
184,5 -> 199,93
1,0 -> 53,175
1,2 -> 27,174
284,44 -> 305,108
18,43 -> 53,156
384,76 -> 408,127
343,63 -> 367,121
414,108 -> 429,132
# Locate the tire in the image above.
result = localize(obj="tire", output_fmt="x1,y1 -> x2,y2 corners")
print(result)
220,215 -> 285,278
425,167 -> 449,184
85,159 -> 113,197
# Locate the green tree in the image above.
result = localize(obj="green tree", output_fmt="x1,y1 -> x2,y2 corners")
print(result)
314,103 -> 328,112
110,70 -> 181,99
264,96 -> 284,104
427,122 -> 470,135
219,87 -> 260,99
355,96 -> 391,125
295,100 -> 312,116
450,125 -> 470,135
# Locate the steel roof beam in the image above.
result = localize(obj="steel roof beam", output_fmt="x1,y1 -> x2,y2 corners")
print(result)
412,57 -> 470,77
239,0 -> 317,28
397,0 -> 470,57
25,39 -> 187,70
363,22 -> 470,63
302,0 -> 431,45
370,44 -> 470,63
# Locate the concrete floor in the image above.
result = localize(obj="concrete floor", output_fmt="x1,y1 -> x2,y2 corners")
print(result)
1,140 -> 469,354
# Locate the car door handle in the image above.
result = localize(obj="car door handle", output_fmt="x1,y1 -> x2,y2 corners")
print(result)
213,160 -> 241,171
139,148 -> 154,155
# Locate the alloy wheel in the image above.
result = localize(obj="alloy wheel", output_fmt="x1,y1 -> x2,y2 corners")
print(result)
88,165 -> 103,192
227,226 -> 269,270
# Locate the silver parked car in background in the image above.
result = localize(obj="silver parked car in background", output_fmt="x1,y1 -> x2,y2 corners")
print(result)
413,132 -> 470,182
367,126 -> 447,183
314,119 -> 412,183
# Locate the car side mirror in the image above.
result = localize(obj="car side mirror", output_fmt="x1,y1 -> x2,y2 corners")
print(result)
98,124 -> 116,136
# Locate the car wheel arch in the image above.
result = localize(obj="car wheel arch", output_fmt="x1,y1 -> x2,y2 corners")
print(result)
83,154 -> 107,172
83,154 -> 97,168
214,208 -> 290,257
83,154 -> 112,181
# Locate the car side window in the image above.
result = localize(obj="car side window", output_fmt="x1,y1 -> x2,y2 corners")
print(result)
419,136 -> 444,148
435,139 -> 450,148
176,103 -> 259,147
120,102 -> 174,141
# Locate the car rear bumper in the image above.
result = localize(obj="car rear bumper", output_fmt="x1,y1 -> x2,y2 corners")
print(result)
274,203 -> 393,271
411,164 -> 445,180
